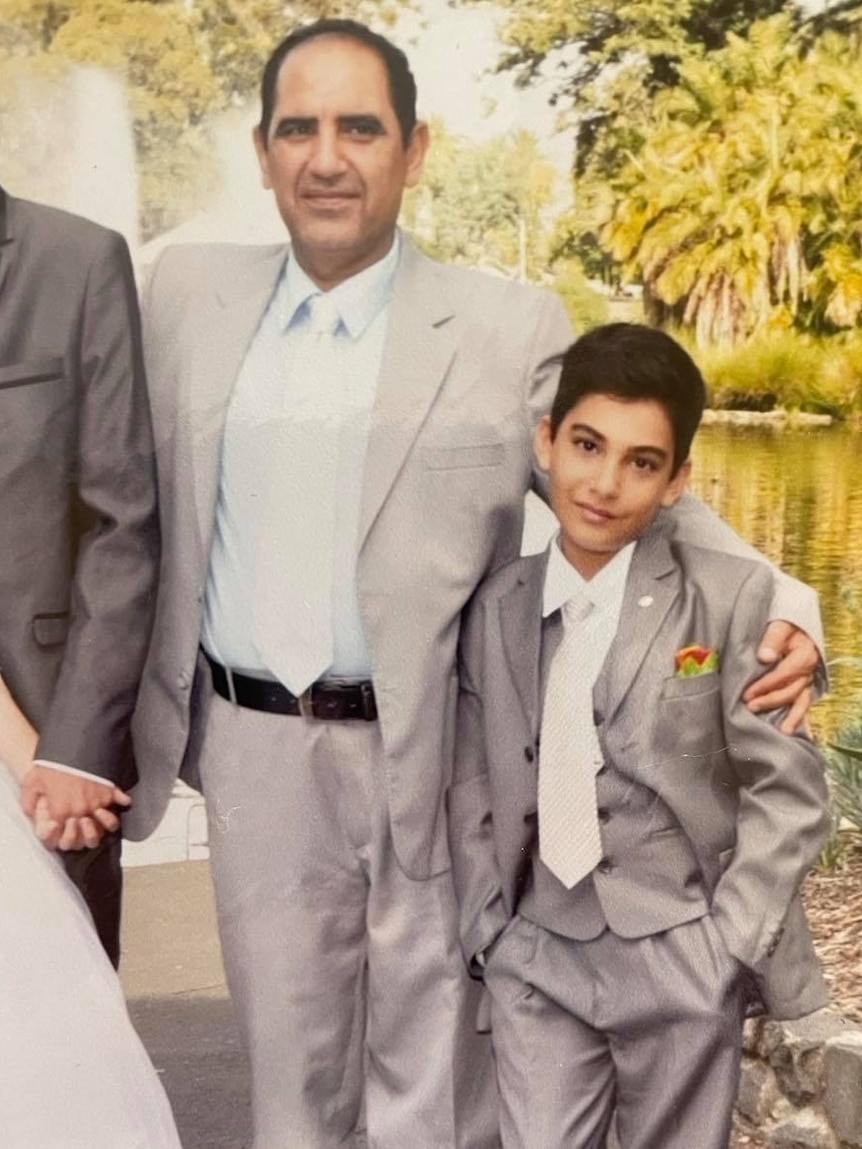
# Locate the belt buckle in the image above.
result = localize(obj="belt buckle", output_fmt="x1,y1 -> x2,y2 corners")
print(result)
298,687 -> 316,719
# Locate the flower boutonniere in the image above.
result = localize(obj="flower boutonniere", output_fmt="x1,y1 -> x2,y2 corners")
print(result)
675,644 -> 720,677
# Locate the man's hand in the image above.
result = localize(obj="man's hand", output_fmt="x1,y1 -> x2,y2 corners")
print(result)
20,765 -> 130,850
743,620 -> 819,734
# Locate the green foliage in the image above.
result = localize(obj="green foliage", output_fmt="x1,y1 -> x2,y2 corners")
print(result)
678,328 -> 862,417
828,720 -> 862,839
471,0 -> 788,181
549,261 -> 609,332
0,0 -> 401,239
402,120 -> 558,282
572,17 -> 862,344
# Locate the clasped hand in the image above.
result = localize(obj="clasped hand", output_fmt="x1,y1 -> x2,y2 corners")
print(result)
20,765 -> 131,850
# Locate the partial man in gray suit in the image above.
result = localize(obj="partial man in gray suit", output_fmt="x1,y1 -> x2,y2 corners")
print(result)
449,324 -> 830,1149
128,20 -> 823,1149
0,185 -> 159,964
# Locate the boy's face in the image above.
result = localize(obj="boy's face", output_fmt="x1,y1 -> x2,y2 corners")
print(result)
535,393 -> 690,579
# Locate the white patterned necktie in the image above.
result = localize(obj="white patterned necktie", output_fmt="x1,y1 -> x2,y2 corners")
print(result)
251,292 -> 343,694
538,593 -> 605,889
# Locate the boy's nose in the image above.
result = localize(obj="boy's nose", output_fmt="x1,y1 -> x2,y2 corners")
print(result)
591,460 -> 620,498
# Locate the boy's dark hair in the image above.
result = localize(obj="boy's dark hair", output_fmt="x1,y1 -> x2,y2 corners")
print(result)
259,19 -> 418,147
550,323 -> 707,474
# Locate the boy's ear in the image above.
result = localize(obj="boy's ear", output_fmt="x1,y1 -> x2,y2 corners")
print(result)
534,416 -> 553,471
661,458 -> 691,508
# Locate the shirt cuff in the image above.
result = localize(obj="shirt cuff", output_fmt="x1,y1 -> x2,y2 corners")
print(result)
33,760 -> 113,788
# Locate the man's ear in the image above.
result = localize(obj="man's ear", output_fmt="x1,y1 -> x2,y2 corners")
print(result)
404,121 -> 430,189
661,458 -> 691,508
534,415 -> 554,472
252,125 -> 273,190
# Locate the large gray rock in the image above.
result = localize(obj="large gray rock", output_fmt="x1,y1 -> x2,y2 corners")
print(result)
737,1056 -> 779,1125
822,1030 -> 862,1146
769,1101 -> 838,1149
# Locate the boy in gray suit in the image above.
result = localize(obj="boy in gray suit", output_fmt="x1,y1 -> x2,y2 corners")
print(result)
449,324 -> 831,1149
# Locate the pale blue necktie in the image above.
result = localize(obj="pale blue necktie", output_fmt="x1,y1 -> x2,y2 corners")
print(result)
252,293 -> 343,694
538,593 -> 605,888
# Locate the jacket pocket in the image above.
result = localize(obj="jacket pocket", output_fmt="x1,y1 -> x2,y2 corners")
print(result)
32,612 -> 70,647
423,442 -> 505,470
660,670 -> 721,701
0,357 -> 65,391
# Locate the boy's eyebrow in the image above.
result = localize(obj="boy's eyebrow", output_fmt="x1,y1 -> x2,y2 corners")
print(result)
570,421 -> 669,461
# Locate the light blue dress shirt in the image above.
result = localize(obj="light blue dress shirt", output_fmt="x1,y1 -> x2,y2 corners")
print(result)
201,236 -> 400,681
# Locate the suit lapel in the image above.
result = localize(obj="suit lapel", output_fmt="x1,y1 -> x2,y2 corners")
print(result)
594,526 -> 680,728
187,246 -> 286,555
498,554 -> 548,736
358,239 -> 457,547
0,187 -> 13,302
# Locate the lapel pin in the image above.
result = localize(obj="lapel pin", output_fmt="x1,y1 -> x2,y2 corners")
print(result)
638,595 -> 654,608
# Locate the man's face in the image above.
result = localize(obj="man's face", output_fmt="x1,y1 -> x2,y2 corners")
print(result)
253,35 -> 428,288
535,393 -> 690,578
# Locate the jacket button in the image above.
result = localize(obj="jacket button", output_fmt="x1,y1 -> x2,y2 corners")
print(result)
593,709 -> 603,726
597,807 -> 611,824
596,857 -> 613,874
524,745 -> 535,763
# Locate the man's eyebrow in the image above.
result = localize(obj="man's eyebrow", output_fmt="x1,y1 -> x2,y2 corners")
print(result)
338,114 -> 386,133
272,116 -> 316,134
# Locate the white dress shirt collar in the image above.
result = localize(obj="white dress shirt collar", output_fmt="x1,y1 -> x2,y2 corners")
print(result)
279,231 -> 401,340
543,536 -> 635,620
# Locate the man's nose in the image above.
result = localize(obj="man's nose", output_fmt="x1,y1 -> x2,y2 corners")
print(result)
308,127 -> 347,176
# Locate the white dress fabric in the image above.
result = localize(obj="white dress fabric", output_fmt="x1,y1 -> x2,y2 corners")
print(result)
0,763 -> 182,1149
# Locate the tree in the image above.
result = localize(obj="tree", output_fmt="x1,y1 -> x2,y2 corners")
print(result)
571,16 -> 862,343
473,0 -> 792,184
402,120 -> 558,281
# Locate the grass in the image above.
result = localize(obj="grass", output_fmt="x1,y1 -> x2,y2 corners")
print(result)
687,329 -> 862,419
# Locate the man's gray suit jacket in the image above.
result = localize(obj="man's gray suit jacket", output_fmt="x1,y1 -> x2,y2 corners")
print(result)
0,187 -> 159,784
449,527 -> 832,1019
129,235 -> 823,888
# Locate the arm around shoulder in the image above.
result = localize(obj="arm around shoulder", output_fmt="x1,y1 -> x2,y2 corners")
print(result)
710,561 -> 831,973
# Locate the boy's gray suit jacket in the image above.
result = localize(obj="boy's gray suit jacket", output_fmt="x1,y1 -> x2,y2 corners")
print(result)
450,524 -> 831,1020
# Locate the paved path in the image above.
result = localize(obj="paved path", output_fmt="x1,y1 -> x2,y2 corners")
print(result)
121,860 -> 251,1149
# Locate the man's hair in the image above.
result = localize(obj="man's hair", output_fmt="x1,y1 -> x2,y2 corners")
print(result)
258,19 -> 418,147
550,323 -> 707,474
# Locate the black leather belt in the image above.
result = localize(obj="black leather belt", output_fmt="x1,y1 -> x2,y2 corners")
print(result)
204,653 -> 377,721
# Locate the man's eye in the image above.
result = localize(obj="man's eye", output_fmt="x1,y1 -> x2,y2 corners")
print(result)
633,457 -> 658,472
574,436 -> 597,452
344,119 -> 383,138
276,122 -> 313,138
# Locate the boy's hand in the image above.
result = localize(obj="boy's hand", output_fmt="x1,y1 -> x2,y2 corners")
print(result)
743,620 -> 818,733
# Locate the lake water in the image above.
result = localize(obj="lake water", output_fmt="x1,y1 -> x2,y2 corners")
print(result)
691,424 -> 862,739
523,423 -> 862,739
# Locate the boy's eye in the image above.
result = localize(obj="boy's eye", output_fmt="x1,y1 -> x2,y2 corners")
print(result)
632,456 -> 658,472
573,435 -> 598,453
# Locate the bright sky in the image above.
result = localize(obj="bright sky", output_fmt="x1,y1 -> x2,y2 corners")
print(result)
396,0 -> 574,170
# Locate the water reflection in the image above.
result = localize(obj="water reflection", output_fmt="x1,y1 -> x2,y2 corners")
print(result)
690,425 -> 862,738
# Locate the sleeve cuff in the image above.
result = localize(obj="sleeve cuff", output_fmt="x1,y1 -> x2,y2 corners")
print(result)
33,760 -> 113,787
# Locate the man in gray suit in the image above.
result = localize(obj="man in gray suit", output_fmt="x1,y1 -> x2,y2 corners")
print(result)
0,185 -> 159,964
129,20 -> 822,1149
449,324 -> 830,1149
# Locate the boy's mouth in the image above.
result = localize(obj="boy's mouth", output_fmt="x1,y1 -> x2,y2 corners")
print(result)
577,501 -> 617,524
